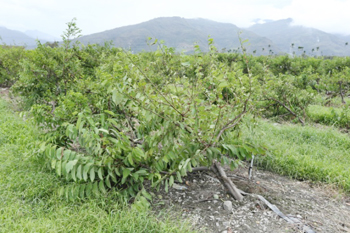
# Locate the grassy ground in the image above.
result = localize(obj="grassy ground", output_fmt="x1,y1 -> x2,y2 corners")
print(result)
0,98 -> 194,233
307,104 -> 350,128
240,117 -> 350,192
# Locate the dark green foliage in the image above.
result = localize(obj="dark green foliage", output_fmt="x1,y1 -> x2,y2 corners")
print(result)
0,45 -> 26,87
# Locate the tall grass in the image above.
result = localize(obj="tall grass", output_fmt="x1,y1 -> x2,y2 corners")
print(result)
0,99 -> 195,233
307,104 -> 350,128
240,118 -> 350,192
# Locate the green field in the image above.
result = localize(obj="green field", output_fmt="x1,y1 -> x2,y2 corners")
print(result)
240,117 -> 350,191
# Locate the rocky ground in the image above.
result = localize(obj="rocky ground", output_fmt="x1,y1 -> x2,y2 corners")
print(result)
149,165 -> 350,233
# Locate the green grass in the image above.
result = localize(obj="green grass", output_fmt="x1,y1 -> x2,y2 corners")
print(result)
240,118 -> 350,192
312,94 -> 347,108
307,104 -> 350,128
0,98 -> 195,233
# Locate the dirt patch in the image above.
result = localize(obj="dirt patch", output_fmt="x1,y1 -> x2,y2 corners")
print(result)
0,87 -> 22,111
149,165 -> 350,233
0,88 -> 9,99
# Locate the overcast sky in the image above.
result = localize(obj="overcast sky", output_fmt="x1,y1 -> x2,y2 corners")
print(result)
1,0 -> 350,39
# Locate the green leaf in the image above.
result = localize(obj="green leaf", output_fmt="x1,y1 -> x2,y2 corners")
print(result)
79,184 -> 86,199
165,179 -> 169,192
104,110 -> 116,116
105,176 -> 112,189
83,163 -> 92,181
73,185 -> 80,200
141,188 -> 152,201
71,165 -> 77,181
98,167 -> 103,180
58,186 -> 65,197
63,150 -> 71,160
90,166 -> 95,182
86,183 -> 92,198
169,175 -> 174,187
76,164 -> 82,180
51,159 -> 56,169
56,147 -> 64,160
99,181 -> 106,194
122,168 -> 131,184
133,147 -> 145,159
112,90 -> 123,105
176,171 -> 182,183
61,161 -> 67,177
110,170 -> 117,182
218,81 -> 229,89
127,154 -> 134,166
181,62 -> 190,67
98,128 -> 108,134
66,159 -> 78,174
76,113 -> 83,130
93,182 -> 99,197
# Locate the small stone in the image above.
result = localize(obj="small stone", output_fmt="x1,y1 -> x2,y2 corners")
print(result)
223,201 -> 233,213
193,179 -> 197,183
172,183 -> 187,190
213,194 -> 219,199
209,216 -> 215,221
223,221 -> 230,227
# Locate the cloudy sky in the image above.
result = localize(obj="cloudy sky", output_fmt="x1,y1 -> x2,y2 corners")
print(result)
1,0 -> 350,39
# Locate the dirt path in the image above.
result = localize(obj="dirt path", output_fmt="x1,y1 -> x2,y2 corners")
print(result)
150,165 -> 350,233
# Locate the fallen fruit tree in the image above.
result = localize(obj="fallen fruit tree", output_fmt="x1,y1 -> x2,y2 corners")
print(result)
18,28 -> 265,203
4,20 -> 276,205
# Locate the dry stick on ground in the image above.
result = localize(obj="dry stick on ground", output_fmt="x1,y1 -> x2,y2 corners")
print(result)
213,162 -> 244,201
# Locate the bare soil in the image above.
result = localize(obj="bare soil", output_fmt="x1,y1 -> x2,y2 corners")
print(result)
0,87 -> 20,110
0,88 -> 9,99
149,165 -> 350,233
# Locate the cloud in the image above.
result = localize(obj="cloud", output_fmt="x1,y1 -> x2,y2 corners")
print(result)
284,0 -> 350,34
0,0 -> 349,38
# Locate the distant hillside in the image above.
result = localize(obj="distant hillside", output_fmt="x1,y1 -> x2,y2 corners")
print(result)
77,17 -> 280,55
0,27 -> 39,48
335,34 -> 350,43
248,18 -> 350,56
2,17 -> 350,56
185,18 -> 280,54
24,30 -> 59,42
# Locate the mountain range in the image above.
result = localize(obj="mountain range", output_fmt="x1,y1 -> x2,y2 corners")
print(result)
1,17 -> 350,56
0,26 -> 39,48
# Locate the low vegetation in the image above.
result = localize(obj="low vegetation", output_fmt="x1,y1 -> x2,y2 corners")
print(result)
1,18 -> 350,232
0,99 -> 194,232
240,118 -> 350,191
